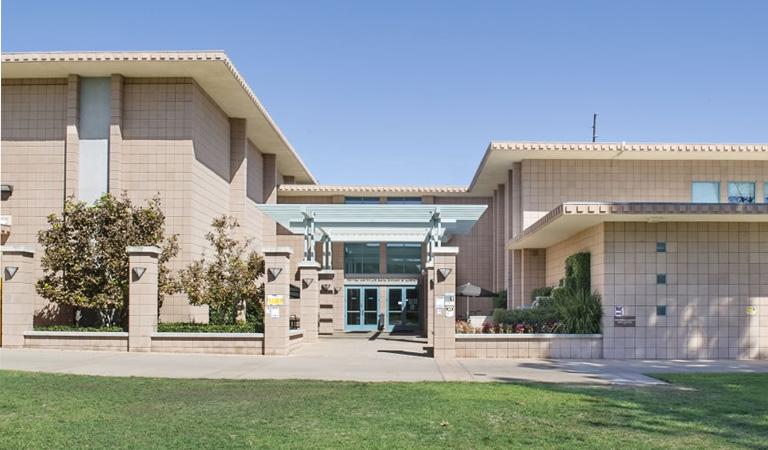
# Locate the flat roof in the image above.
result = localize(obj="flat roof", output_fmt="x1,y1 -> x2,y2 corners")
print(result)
257,204 -> 487,243
278,184 -> 469,196
509,202 -> 768,249
1,51 -> 317,184
470,141 -> 768,196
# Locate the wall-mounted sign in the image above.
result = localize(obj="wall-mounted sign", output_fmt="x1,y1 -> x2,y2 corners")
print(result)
444,293 -> 456,317
267,294 -> 285,306
268,305 -> 280,319
746,306 -> 757,316
614,316 -> 636,327
343,277 -> 418,286
435,296 -> 444,315
614,306 -> 625,317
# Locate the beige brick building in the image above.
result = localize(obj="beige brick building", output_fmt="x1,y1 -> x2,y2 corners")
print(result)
1,52 -> 766,359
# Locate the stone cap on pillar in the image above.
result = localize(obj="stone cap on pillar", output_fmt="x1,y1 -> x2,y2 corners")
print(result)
263,246 -> 293,256
432,246 -> 460,256
0,244 -> 35,257
126,246 -> 162,257
298,261 -> 321,270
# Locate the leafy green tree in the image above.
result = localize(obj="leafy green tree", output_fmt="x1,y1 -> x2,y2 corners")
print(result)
36,193 -> 179,327
176,216 -> 264,327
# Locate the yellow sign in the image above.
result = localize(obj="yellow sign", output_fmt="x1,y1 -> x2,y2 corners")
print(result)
746,306 -> 757,316
267,294 -> 285,306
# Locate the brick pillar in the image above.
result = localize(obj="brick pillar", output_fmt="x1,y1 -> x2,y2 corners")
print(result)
262,154 -> 278,248
0,246 -> 35,348
264,247 -> 292,355
65,74 -> 79,199
229,118 -> 248,236
432,247 -> 458,359
425,261 -> 435,346
109,74 -> 124,193
299,260 -> 321,342
127,246 -> 160,352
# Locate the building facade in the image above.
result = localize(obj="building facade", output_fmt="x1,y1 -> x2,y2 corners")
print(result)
1,52 -> 766,358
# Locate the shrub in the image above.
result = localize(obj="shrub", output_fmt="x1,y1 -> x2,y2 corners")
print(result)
493,290 -> 507,309
552,287 -> 602,334
530,286 -> 553,302
176,216 -> 264,326
493,303 -> 561,333
36,193 -> 179,327
33,325 -> 124,332
157,322 -> 259,333
563,252 -> 590,292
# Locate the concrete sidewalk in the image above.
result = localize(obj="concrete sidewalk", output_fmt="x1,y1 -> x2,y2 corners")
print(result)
2,335 -> 767,385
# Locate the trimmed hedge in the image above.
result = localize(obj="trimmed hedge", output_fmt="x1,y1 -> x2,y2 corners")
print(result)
563,252 -> 590,291
157,322 -> 261,333
33,325 -> 125,333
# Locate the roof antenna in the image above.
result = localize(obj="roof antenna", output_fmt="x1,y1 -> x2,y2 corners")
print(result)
591,113 -> 598,142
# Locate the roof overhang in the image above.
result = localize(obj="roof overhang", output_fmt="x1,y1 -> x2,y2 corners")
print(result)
278,184 -> 469,197
1,51 -> 316,184
510,202 -> 768,249
258,204 -> 487,243
470,142 -> 768,196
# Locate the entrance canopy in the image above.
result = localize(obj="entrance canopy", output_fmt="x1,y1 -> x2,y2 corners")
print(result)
257,204 -> 487,264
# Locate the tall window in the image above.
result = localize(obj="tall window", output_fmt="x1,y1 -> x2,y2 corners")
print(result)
728,182 -> 755,204
764,183 -> 768,203
386,243 -> 422,274
344,243 -> 380,274
387,197 -> 421,205
691,181 -> 719,203
345,197 -> 380,204
79,77 -> 111,204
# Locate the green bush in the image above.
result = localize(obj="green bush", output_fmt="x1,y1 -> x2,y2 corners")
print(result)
563,252 -> 590,291
34,325 -> 124,332
493,290 -> 507,309
552,288 -> 602,334
530,286 -> 553,302
493,300 -> 561,333
157,322 -> 261,333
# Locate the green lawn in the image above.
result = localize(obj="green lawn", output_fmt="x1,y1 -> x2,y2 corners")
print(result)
0,372 -> 766,449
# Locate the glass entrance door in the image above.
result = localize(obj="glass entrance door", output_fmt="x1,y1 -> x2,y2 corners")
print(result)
345,287 -> 379,331
386,287 -> 420,332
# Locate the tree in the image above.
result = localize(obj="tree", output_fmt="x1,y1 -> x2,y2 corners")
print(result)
36,193 -> 179,326
176,216 -> 264,327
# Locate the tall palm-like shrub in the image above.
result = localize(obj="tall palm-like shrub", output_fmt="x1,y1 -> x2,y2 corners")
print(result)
553,287 -> 602,334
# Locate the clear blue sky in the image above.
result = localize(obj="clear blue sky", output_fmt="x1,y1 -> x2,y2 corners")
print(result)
4,1 -> 767,185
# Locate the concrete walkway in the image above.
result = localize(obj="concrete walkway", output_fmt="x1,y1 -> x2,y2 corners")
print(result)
2,333 -> 767,385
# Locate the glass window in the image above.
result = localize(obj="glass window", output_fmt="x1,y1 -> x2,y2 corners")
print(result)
764,183 -> 768,203
728,182 -> 755,204
344,243 -> 380,274
345,197 -> 380,204
387,197 -> 421,205
386,243 -> 422,274
691,181 -> 719,203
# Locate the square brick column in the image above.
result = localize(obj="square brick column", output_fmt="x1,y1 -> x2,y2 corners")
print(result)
299,261 -> 321,343
264,247 -> 292,355
1,246 -> 36,348
425,261 -> 435,346
432,247 -> 459,359
127,246 -> 160,352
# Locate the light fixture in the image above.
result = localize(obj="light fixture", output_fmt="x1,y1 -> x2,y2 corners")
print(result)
268,267 -> 283,279
302,278 -> 314,288
438,268 -> 453,279
132,267 -> 146,280
4,266 -> 18,280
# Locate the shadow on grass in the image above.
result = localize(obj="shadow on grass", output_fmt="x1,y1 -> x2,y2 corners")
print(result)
501,373 -> 768,449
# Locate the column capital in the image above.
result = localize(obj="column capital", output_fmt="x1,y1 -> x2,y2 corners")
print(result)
298,261 -> 321,270
126,246 -> 161,257
432,246 -> 459,256
263,246 -> 293,257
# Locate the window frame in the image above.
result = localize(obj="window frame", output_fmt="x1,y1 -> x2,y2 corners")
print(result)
727,181 -> 756,204
690,181 -> 720,203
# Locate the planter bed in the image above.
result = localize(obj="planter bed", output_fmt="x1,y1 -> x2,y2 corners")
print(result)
24,331 -> 128,352
150,332 -> 264,355
455,333 -> 602,359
